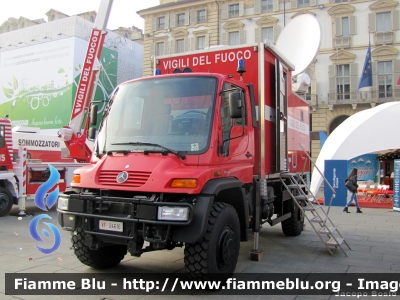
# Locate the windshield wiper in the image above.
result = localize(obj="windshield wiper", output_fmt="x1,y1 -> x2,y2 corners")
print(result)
110,142 -> 186,160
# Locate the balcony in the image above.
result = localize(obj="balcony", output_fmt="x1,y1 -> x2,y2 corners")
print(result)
334,36 -> 351,49
327,88 -> 400,108
374,31 -> 393,45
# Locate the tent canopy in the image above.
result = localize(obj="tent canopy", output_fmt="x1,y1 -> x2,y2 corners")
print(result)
310,101 -> 400,194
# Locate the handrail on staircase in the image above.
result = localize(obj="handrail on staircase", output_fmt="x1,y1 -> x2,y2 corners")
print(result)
298,143 -> 336,215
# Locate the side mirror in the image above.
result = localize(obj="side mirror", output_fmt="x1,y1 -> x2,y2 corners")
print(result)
89,104 -> 98,126
228,92 -> 243,119
88,127 -> 96,140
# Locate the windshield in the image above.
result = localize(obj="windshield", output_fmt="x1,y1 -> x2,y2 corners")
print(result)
97,76 -> 217,155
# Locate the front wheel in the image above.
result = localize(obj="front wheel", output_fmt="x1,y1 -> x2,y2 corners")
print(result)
71,228 -> 127,269
0,188 -> 14,217
184,202 -> 240,278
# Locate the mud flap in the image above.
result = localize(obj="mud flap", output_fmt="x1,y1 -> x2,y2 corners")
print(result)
171,196 -> 213,243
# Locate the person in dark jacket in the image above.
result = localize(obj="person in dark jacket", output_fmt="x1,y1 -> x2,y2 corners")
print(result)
343,168 -> 362,213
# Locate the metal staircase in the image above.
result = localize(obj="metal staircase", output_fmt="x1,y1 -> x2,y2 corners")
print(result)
279,145 -> 351,256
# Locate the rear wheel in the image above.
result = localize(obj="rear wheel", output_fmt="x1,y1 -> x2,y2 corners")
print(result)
184,202 -> 240,278
71,228 -> 127,269
0,188 -> 14,217
281,202 -> 304,236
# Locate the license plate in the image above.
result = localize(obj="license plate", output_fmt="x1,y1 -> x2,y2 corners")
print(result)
99,220 -> 123,232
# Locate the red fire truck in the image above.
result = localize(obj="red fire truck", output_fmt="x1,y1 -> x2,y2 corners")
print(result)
57,38 -> 313,276
0,119 -> 83,216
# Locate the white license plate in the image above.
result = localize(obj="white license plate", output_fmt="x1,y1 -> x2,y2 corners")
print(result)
99,220 -> 123,232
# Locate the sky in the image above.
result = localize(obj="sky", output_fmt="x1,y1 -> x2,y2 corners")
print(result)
0,0 -> 160,31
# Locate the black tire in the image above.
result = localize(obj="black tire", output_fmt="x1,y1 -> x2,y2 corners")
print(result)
71,228 -> 127,269
281,203 -> 304,236
184,202 -> 240,278
0,187 -> 14,217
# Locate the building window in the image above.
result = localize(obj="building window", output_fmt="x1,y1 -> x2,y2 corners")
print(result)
262,0 -> 273,13
229,4 -> 239,18
262,27 -> 273,43
229,31 -> 240,46
197,36 -> 206,50
378,61 -> 392,99
336,64 -> 350,100
341,17 -> 349,36
158,17 -> 165,30
305,86 -> 311,101
176,39 -> 185,53
297,0 -> 310,8
335,0 -> 348,2
197,10 -> 206,23
156,42 -> 164,56
376,12 -> 391,32
90,16 -> 94,22
177,13 -> 185,27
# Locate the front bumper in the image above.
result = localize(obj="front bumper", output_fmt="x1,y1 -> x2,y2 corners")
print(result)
57,192 -> 212,244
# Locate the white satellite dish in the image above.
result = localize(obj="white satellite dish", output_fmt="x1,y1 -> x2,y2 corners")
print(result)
275,15 -> 321,76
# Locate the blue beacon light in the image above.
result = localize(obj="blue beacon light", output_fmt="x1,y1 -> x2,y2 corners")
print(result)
237,59 -> 246,80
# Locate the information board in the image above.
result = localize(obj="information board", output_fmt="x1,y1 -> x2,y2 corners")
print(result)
393,159 -> 399,212
324,160 -> 348,207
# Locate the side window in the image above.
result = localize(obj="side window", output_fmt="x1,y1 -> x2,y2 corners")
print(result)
220,82 -> 246,156
232,85 -> 245,126
220,82 -> 246,132
220,83 -> 232,144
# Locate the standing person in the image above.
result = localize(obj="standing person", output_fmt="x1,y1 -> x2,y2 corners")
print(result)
343,168 -> 362,213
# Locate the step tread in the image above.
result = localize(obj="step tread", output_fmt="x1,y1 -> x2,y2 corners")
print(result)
303,204 -> 321,211
319,227 -> 337,234
310,215 -> 328,223
326,237 -> 344,246
295,195 -> 314,200
286,184 -> 307,189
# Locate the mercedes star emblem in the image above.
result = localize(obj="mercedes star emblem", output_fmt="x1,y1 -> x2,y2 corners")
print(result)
116,171 -> 129,183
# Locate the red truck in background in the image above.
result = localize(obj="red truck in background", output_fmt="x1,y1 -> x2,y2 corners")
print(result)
0,119 -> 85,216
57,42 -> 311,277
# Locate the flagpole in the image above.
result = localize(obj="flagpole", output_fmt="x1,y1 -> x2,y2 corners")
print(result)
357,34 -> 373,102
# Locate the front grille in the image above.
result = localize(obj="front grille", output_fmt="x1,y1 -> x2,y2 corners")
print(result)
98,170 -> 151,187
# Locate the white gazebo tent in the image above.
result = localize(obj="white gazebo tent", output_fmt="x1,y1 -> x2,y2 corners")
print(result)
310,101 -> 400,195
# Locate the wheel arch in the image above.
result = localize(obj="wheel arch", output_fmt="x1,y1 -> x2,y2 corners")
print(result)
0,179 -> 18,204
202,178 -> 249,241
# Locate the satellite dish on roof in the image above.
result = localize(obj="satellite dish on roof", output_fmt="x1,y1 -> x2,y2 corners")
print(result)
275,14 -> 321,76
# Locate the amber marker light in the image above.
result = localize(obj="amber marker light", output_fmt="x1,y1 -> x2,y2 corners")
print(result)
73,174 -> 81,183
170,179 -> 197,188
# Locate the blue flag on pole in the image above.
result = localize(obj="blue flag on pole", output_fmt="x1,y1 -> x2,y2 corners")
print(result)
358,41 -> 372,90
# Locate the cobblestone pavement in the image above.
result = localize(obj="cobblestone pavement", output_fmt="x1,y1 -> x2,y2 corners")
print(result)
1,202 -> 399,300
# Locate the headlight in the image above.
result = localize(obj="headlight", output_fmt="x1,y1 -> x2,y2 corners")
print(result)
57,196 -> 69,211
158,206 -> 189,221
